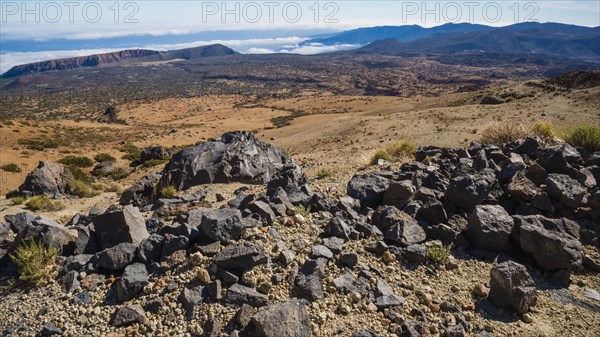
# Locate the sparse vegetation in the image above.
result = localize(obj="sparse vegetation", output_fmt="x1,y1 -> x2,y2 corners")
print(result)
160,185 -> 177,198
94,153 -> 116,162
532,121 -> 557,143
386,141 -> 416,159
119,144 -> 142,161
316,168 -> 333,179
18,136 -> 65,151
25,195 -> 64,211
142,158 -> 169,168
1,163 -> 22,173
426,243 -> 453,266
58,156 -> 94,168
10,196 -> 26,205
67,179 -> 101,197
563,124 -> 600,151
294,205 -> 311,217
9,239 -> 58,287
480,123 -> 530,144
369,149 -> 392,165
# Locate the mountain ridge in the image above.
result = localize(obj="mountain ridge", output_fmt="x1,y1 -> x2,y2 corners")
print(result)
2,44 -> 238,78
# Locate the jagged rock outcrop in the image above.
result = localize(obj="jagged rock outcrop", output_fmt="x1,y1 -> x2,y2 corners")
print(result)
17,162 -> 73,198
159,131 -> 299,190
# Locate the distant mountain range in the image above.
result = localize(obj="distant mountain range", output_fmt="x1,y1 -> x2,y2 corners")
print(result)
3,22 -> 599,78
2,44 -> 237,78
353,22 -> 600,60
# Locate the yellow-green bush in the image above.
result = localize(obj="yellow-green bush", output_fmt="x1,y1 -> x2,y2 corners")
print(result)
9,239 -> 58,287
57,155 -> 94,168
68,179 -> 101,198
386,141 -> 416,159
94,153 -> 116,163
369,149 -> 392,165
25,196 -> 64,211
160,185 -> 177,198
563,124 -> 600,151
426,243 -> 452,266
316,168 -> 333,179
532,121 -> 557,143
1,163 -> 21,173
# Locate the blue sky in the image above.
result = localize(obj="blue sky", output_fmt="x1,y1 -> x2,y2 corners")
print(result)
1,1 -> 599,71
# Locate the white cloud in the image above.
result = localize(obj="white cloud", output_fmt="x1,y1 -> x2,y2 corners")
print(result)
280,43 -> 361,54
0,37 -> 323,73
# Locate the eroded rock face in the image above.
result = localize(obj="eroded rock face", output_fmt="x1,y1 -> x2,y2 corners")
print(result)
159,131 -> 298,190
18,162 -> 73,198
466,205 -> 514,252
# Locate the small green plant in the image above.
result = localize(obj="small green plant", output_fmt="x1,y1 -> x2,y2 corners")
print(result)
426,243 -> 453,266
369,149 -> 392,165
58,156 -> 93,168
67,179 -> 101,197
294,205 -> 311,217
94,153 -> 116,162
67,166 -> 95,184
142,158 -> 169,168
9,239 -> 58,287
25,195 -> 64,211
532,121 -> 557,143
386,141 -> 416,159
316,168 -> 333,179
160,185 -> 177,198
119,144 -> 141,161
10,196 -> 26,205
1,163 -> 21,173
563,124 -> 600,151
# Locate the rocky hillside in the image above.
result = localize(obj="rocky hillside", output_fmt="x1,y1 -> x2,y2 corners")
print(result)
2,44 -> 238,78
0,131 -> 599,337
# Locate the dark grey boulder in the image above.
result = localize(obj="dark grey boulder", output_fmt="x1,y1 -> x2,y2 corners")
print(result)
73,225 -> 98,255
110,304 -> 146,327
372,207 -> 425,247
340,251 -> 359,268
250,300 -> 312,337
178,281 -> 205,319
93,205 -> 149,250
515,215 -> 582,272
91,161 -> 113,177
17,216 -> 78,256
140,145 -> 168,163
295,259 -> 324,301
347,174 -> 391,208
537,144 -> 583,174
41,323 -> 63,336
214,242 -> 268,271
225,283 -> 268,307
4,212 -> 35,234
60,270 -> 80,293
489,261 -> 537,314
324,217 -> 355,241
93,242 -> 137,270
119,173 -> 161,207
116,263 -> 149,302
137,234 -> 165,263
415,199 -> 447,225
17,161 -> 73,198
382,180 -> 415,209
144,299 -> 164,314
444,169 -> 495,211
159,131 -> 298,190
374,294 -> 405,309
545,173 -> 586,209
466,205 -> 514,252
